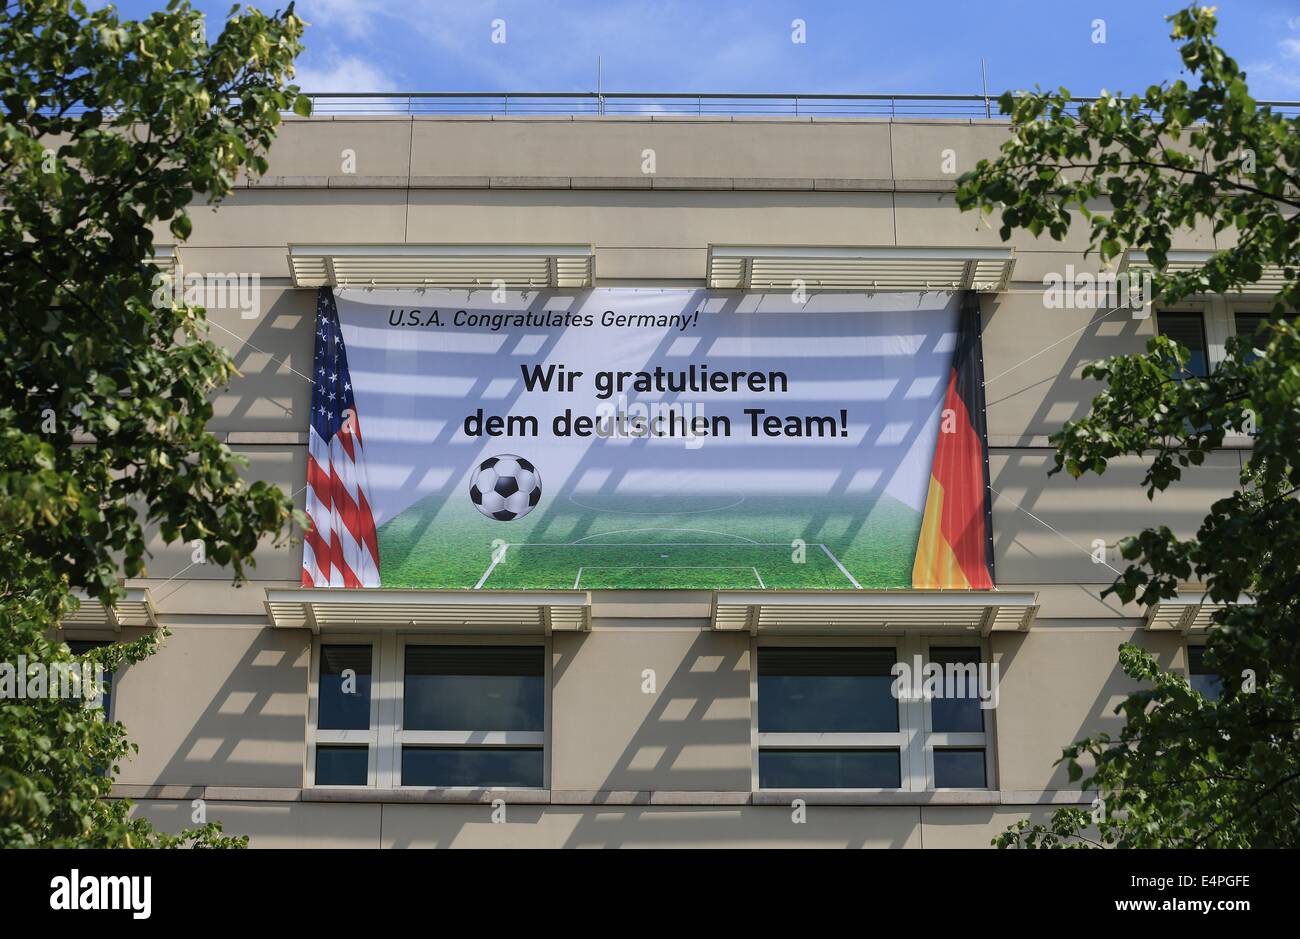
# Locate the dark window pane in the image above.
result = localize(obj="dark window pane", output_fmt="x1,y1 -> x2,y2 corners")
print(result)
934,749 -> 987,788
1233,312 -> 1285,365
315,745 -> 368,785
1234,312 -> 1270,339
67,640 -> 113,718
319,645 -> 372,730
759,749 -> 901,789
401,747 -> 543,787
757,647 -> 898,733
1189,646 -> 1222,702
404,646 -> 544,732
1157,312 -> 1209,378
928,647 -> 986,733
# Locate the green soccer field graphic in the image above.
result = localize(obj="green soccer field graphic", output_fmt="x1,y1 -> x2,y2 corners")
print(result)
376,491 -> 923,590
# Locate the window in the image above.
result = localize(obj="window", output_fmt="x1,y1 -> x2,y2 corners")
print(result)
312,643 -> 376,785
755,639 -> 992,791
66,639 -> 114,720
757,647 -> 901,789
1157,311 -> 1209,378
1188,645 -> 1222,702
398,644 -> 544,788
926,646 -> 990,789
1232,310 -> 1295,364
309,637 -> 547,789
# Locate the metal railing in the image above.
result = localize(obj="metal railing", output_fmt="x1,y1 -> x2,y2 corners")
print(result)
295,91 -> 1300,119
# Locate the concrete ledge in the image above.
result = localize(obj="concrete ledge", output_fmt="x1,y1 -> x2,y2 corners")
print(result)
205,787 -> 303,802
225,174 -> 966,192
248,175 -> 329,188
651,177 -> 735,190
304,787 -> 551,804
489,176 -> 572,189
113,785 -> 1092,807
112,784 -> 206,800
754,789 -> 1001,806
329,175 -> 411,188
754,789 -> 1091,806
571,176 -> 653,189
814,177 -> 896,191
894,178 -> 958,192
408,175 -> 491,188
733,177 -> 816,190
1000,789 -> 1094,806
550,790 -> 751,806
223,431 -> 308,445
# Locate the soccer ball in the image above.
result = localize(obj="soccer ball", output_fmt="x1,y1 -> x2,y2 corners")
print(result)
468,455 -> 542,521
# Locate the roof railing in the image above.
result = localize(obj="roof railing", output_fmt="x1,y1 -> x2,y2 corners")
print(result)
293,91 -> 1300,119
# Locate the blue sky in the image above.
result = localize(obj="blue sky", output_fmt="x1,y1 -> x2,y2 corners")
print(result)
112,1 -> 1300,100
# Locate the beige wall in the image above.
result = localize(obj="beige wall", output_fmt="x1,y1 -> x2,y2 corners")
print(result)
113,625 -> 308,788
991,627 -> 1185,790
104,117 -> 1233,846
551,629 -> 752,792
130,796 -> 1080,849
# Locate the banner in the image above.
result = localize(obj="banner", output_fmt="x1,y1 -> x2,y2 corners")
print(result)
302,288 -> 992,591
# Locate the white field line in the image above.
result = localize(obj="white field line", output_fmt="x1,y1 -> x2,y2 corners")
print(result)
819,543 -> 864,589
510,542 -> 793,547
574,566 -> 763,590
570,527 -> 762,544
751,567 -> 767,589
474,543 -> 509,590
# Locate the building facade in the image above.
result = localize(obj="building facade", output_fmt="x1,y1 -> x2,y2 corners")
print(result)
62,107 -> 1252,848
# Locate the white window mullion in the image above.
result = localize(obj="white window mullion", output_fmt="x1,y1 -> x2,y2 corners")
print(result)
900,634 -> 929,791
305,641 -> 321,787
1204,297 -> 1231,370
377,630 -> 399,788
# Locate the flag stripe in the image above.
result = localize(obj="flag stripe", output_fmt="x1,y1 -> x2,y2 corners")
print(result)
912,294 -> 993,589
301,287 -> 380,588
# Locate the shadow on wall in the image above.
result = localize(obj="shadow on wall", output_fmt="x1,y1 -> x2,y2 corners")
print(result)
142,286 -> 314,582
114,626 -> 309,789
980,293 -> 1243,585
993,627 -> 1184,790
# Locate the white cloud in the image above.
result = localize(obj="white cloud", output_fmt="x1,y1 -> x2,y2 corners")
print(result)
292,55 -> 399,93
299,0 -> 381,40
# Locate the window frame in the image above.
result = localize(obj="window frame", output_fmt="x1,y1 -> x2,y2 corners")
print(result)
307,635 -> 382,787
307,631 -> 550,790
1185,641 -> 1222,702
1153,307 -> 1212,377
751,634 -> 994,792
1226,299 -> 1294,356
920,637 -> 993,790
63,636 -> 117,722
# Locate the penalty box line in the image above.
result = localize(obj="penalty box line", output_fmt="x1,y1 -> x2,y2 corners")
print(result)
475,542 -> 857,589
574,566 -> 766,590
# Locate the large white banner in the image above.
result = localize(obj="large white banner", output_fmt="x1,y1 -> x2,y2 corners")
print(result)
326,288 -> 966,590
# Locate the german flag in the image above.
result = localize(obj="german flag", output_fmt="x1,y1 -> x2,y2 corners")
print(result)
911,294 -> 994,589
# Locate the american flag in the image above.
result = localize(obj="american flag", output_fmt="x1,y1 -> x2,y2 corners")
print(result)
302,288 -> 380,587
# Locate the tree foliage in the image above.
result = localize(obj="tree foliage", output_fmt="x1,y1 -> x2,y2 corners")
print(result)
958,5 -> 1300,847
0,0 -> 308,847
